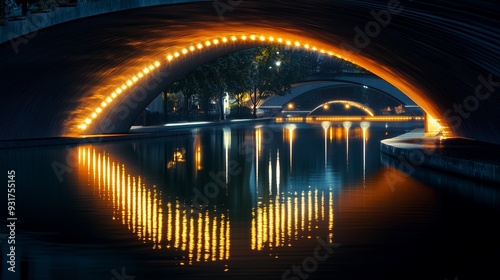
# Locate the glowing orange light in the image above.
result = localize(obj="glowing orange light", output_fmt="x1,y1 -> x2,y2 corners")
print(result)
182,48 -> 188,54
101,101 -> 107,107
121,85 -> 127,90
197,43 -> 203,49
127,80 -> 132,86
167,54 -> 173,61
260,36 -> 265,41
116,88 -> 122,94
143,67 -> 149,74
154,61 -> 160,67
294,41 -> 300,47
132,76 -> 138,82
81,124 -> 87,130
222,37 -> 228,43
96,107 -> 102,113
106,97 -> 112,103
91,113 -> 97,118
269,36 -> 275,41
111,93 -> 117,98
189,45 -> 195,51
205,41 -> 211,46
138,72 -> 144,78
241,35 -> 247,40
85,118 -> 91,124
213,39 -> 219,44
148,65 -> 154,70
250,35 -> 256,40
231,36 -> 237,41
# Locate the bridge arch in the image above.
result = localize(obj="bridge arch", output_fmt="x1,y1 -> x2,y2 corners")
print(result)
0,1 -> 499,143
307,100 -> 376,117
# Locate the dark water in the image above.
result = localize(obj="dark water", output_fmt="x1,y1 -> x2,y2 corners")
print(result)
2,122 -> 500,280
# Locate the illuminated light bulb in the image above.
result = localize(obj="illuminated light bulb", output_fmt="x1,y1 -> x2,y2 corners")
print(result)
304,44 -> 310,48
132,76 -> 138,82
101,101 -> 107,107
81,124 -> 87,130
241,35 -> 247,40
96,107 -> 102,113
320,49 -> 325,53
127,80 -> 132,86
277,38 -> 283,43
121,85 -> 127,90
149,65 -> 154,70
205,41 -> 211,46
182,48 -> 188,54
328,51 -> 334,56
213,39 -> 219,44
91,112 -> 97,118
111,93 -> 117,98
174,52 -> 180,57
143,67 -> 150,74
269,36 -> 274,41
116,88 -> 122,94
106,97 -> 112,103
85,118 -> 91,124
250,35 -> 256,40
294,41 -> 300,47
190,45 -> 195,51
197,43 -> 203,49
222,37 -> 228,42
231,36 -> 237,41
286,40 -> 291,45
260,35 -> 265,41
154,61 -> 160,67
312,46 -> 317,51
138,72 -> 144,78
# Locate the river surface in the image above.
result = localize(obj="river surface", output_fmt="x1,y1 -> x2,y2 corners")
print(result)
1,121 -> 499,280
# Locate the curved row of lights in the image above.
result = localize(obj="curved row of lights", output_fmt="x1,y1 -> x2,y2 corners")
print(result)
77,33 -> 344,133
77,60 -> 162,131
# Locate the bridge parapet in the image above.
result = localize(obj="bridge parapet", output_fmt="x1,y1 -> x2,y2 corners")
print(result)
0,0 -> 207,45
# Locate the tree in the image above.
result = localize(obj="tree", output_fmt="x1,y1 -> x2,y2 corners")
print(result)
167,72 -> 200,120
247,46 -> 313,118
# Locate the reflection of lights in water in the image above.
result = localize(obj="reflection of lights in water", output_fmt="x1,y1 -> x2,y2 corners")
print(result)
276,150 -> 280,194
167,148 -> 186,168
321,122 -> 331,166
78,147 -> 230,265
251,190 -> 334,250
285,124 -> 296,170
268,152 -> 273,195
360,122 -> 370,185
343,121 -> 352,169
223,128 -> 231,187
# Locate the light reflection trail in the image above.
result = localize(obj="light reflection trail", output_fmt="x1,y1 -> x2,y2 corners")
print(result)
77,146 -> 230,265
251,189 -> 335,250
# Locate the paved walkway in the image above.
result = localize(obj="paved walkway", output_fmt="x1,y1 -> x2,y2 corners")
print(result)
381,129 -> 500,183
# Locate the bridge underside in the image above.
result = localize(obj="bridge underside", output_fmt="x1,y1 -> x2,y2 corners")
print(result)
0,1 -> 499,143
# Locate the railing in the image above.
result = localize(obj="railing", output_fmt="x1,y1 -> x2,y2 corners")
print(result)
0,0 -> 206,44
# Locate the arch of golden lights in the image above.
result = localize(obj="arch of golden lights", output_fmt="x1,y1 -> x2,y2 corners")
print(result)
1,1 -> 499,143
